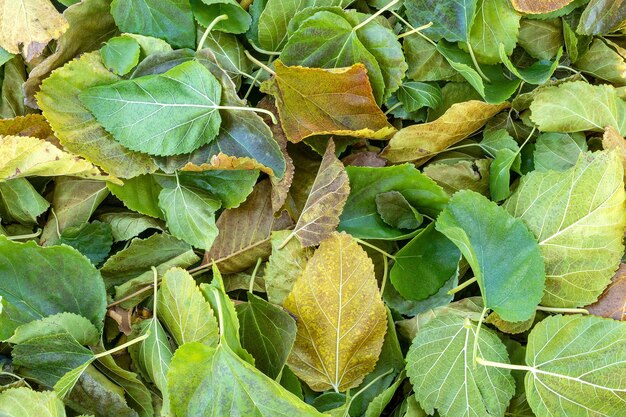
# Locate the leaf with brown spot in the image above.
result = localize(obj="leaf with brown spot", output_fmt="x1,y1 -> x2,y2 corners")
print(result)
283,141 -> 350,248
510,0 -> 573,14
202,179 -> 294,274
586,263 -> 626,321
0,0 -> 68,60
284,232 -> 387,392
262,61 -> 396,143
381,101 -> 509,165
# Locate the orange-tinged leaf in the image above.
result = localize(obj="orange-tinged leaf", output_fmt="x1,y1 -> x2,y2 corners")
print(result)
0,0 -> 68,60
602,125 -> 626,176
381,101 -> 509,165
284,232 -> 387,392
0,114 -> 56,142
263,61 -> 396,143
182,153 -> 271,175
510,0 -> 574,14
286,141 -> 350,248
586,263 -> 626,321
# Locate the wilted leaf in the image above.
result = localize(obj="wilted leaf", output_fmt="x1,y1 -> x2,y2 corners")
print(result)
511,0 -> 574,14
524,314 -> 626,417
284,232 -> 387,392
406,313 -> 515,417
505,151 -> 626,307
381,101 -> 509,164
263,61 -> 395,143
574,38 -> 626,86
0,0 -> 68,59
437,190 -> 545,322
585,263 -> 626,320
423,159 -> 490,196
577,0 -> 626,35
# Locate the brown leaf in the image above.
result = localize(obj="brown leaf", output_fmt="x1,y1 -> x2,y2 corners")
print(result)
586,263 -> 626,321
423,159 -> 491,196
0,0 -> 68,60
381,101 -> 509,165
107,306 -> 133,335
284,232 -> 387,392
0,114 -> 57,144
23,0 -> 118,108
263,61 -> 396,143
202,179 -> 294,274
602,125 -> 626,176
342,151 -> 387,167
510,0 -> 574,14
284,140 -> 350,248
181,153 -> 270,174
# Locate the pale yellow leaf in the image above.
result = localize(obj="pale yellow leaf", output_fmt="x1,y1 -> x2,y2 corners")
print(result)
285,232 -> 387,392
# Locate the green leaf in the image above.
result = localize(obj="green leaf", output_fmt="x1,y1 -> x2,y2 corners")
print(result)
406,0 -> 477,43
157,267 -> 219,347
199,32 -> 253,88
489,148 -> 518,201
406,313 -> 515,417
390,223 -> 461,301
436,190 -> 545,322
107,174 -> 164,219
100,36 -> 141,76
0,178 -> 49,224
577,0 -> 626,35
518,18 -> 563,60
530,81 -> 626,136
468,0 -> 521,64
97,211 -> 164,242
0,237 -> 106,340
403,34 -> 458,82
499,44 -> 562,84
80,60 -> 223,156
158,183 -> 221,250
375,191 -> 424,230
58,221 -> 113,265
524,314 -> 626,417
574,38 -> 626,86
423,159 -> 491,196
340,164 -> 449,240
257,0 -> 351,51
397,82 -> 442,112
172,169 -> 259,209
533,132 -> 587,172
110,0 -> 195,48
168,342 -> 325,416
437,41 -> 521,103
0,388 -> 66,417
264,230 -> 313,306
280,9 -> 406,103
191,0 -> 252,34
8,312 -> 99,346
364,372 -> 405,417
36,52 -> 157,178
236,293 -> 297,379
504,151 -> 626,307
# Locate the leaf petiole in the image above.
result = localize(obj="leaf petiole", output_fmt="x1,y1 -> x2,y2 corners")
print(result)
353,238 -> 396,260
536,306 -> 589,315
244,50 -> 276,76
398,22 -> 433,39
6,229 -> 42,241
467,43 -> 491,82
197,14 -> 229,53
352,0 -> 401,32
448,276 -> 477,295
249,257 -> 262,294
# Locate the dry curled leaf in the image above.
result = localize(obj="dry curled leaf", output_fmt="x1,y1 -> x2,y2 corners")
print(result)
284,232 -> 387,392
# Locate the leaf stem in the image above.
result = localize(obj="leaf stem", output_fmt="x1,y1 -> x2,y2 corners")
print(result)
467,43 -> 491,82
353,238 -> 396,260
249,257 -> 262,294
475,356 -> 534,372
277,231 -> 296,250
197,14 -> 229,53
472,307 -> 489,369
93,332 -> 150,359
6,229 -> 42,241
384,102 -> 402,115
390,10 -> 437,47
448,276 -> 477,295
244,55 -> 274,101
380,254 -> 388,296
353,0 -> 401,32
107,283 -> 155,308
213,105 -> 277,124
151,266 -> 158,317
536,306 -> 589,315
248,41 -> 282,56
244,50 -> 276,76
398,22 -> 433,39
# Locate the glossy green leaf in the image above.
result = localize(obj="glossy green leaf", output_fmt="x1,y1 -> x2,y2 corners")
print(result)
191,0 -> 251,34
0,178 -> 49,224
467,0 -> 521,64
107,174 -> 164,219
397,82 -> 442,112
403,35 -> 458,82
97,211 -> 164,242
436,190 -> 545,321
236,293 -> 297,379
499,44 -> 562,84
405,0 -> 477,43
504,151 -> 626,307
58,221 -> 113,265
0,237 -> 106,340
100,36 -> 141,76
80,60 -> 222,156
375,191 -> 424,230
390,223 -> 461,301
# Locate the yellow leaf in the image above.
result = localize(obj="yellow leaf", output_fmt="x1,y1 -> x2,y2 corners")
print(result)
510,0 -> 573,14
381,101 -> 509,165
602,125 -> 626,176
182,153 -> 273,176
0,114 -> 56,142
284,232 -> 387,392
0,135 -> 113,181
0,0 -> 68,60
263,61 -> 396,143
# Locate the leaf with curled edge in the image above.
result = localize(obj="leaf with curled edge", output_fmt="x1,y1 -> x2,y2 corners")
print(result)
202,179 -> 294,274
284,232 -> 387,392
381,101 -> 509,165
262,61 -> 396,143
504,151 -> 626,308
585,263 -> 626,321
283,140 -> 350,248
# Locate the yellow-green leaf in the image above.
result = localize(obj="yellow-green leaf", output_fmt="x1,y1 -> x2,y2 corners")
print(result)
263,61 -> 395,143
284,232 -> 387,392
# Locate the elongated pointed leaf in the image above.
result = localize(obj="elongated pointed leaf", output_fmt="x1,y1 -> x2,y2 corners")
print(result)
284,232 -> 387,392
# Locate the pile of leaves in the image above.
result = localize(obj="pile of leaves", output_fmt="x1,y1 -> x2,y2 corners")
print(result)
0,0 -> 625,416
